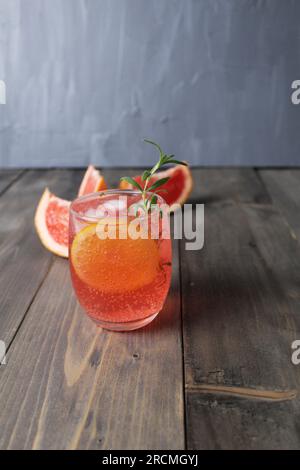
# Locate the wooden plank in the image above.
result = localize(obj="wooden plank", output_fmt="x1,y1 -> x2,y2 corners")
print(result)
101,167 -> 271,206
101,167 -> 145,190
0,243 -> 184,450
189,168 -> 271,205
259,169 -> 300,240
0,173 -> 184,450
0,169 -> 83,348
0,170 -> 25,195
181,193 -> 300,449
187,392 -> 299,450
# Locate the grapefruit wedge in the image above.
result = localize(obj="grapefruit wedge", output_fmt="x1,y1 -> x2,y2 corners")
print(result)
34,188 -> 70,258
119,164 -> 192,211
78,165 -> 107,196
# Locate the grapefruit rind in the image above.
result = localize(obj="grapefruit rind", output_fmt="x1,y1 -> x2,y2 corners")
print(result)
34,188 -> 70,258
78,165 -> 107,196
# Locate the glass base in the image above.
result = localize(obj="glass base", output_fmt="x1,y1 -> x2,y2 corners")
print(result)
90,311 -> 159,332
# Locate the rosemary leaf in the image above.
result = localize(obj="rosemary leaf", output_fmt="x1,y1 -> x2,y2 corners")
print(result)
120,176 -> 143,191
147,177 -> 170,192
120,139 -> 187,214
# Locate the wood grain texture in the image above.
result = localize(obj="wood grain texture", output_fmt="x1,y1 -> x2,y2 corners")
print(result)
259,169 -> 300,240
0,243 -> 184,450
0,169 -> 184,450
2,167 -> 300,450
0,170 -> 25,195
187,392 -> 300,450
101,167 -> 271,206
0,169 -> 83,348
101,168 -> 146,190
181,169 -> 300,449
189,168 -> 271,205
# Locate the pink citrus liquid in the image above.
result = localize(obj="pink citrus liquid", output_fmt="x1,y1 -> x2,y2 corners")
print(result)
69,195 -> 172,327
70,237 -> 171,324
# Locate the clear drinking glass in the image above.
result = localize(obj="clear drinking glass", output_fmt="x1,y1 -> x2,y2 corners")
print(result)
69,190 -> 172,331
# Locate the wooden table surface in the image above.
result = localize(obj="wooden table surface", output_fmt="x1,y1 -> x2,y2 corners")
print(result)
0,167 -> 300,450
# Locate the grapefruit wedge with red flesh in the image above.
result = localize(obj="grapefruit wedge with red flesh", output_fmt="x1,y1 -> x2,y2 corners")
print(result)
119,164 -> 192,211
78,165 -> 107,196
34,188 -> 70,258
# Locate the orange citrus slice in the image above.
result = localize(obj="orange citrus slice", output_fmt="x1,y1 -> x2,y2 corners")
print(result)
71,223 -> 160,293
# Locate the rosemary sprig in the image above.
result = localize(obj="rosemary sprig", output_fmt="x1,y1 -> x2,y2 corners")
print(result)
120,139 -> 187,214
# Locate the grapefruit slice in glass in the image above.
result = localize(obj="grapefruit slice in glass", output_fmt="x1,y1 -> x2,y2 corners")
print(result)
71,223 -> 160,293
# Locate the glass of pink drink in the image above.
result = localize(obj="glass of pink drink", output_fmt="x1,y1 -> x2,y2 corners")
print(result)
69,190 -> 172,331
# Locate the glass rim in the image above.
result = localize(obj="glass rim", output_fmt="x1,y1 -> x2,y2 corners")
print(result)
70,189 -> 168,222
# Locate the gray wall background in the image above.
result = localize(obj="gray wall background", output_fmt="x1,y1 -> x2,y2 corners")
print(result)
0,0 -> 299,168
